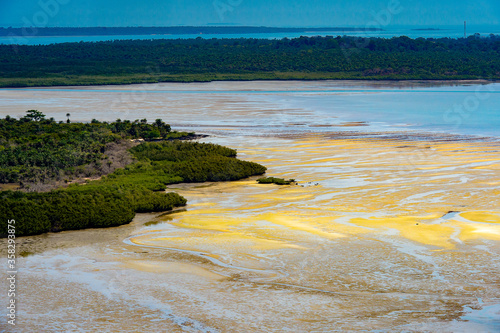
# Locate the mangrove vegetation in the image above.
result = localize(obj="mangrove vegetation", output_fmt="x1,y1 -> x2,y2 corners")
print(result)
0,112 -> 266,237
1,35 -> 499,87
257,177 -> 296,185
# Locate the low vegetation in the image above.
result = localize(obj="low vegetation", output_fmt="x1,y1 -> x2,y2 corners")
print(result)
0,110 -> 191,186
257,177 -> 296,185
0,112 -> 266,237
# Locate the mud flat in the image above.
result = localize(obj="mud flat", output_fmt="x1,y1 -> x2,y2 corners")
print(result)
0,81 -> 499,331
1,133 -> 499,332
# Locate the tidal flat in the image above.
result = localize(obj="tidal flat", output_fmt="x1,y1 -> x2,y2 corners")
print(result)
0,81 -> 499,332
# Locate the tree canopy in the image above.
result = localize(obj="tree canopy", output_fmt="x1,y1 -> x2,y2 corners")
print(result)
1,35 -> 499,87
0,113 -> 266,237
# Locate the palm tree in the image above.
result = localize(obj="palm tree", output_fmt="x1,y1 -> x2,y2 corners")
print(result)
66,113 -> 71,124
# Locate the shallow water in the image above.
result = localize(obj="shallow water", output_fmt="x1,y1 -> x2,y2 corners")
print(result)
0,80 -> 499,138
0,81 -> 499,332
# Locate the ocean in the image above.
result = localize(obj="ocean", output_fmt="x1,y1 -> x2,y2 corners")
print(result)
1,24 -> 499,45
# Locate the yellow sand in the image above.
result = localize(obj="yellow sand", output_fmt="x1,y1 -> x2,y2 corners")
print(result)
460,211 -> 500,223
122,260 -> 226,280
131,137 -> 500,267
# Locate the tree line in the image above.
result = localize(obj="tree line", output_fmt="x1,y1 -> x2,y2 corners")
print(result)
0,111 -> 184,184
0,35 -> 499,87
0,113 -> 267,237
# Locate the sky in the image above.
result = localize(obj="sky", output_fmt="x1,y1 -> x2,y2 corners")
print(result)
0,0 -> 499,28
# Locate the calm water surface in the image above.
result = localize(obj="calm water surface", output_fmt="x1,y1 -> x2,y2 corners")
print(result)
0,81 -> 499,332
0,80 -> 498,138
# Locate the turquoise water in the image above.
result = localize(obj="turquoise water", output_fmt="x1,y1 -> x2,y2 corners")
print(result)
1,25 -> 499,45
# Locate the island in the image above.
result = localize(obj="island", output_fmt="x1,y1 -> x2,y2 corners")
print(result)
0,111 -> 266,237
1,35 -> 499,88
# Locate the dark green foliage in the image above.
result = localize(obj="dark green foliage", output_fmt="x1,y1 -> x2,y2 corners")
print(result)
112,118 -> 173,140
97,141 -> 266,189
130,141 -> 237,161
127,189 -> 187,213
0,117 -> 266,237
0,192 -> 51,236
0,181 -> 187,237
173,156 -> 266,182
0,112 -> 189,184
257,177 -> 295,185
37,188 -> 136,231
0,35 -> 499,87
25,110 -> 46,122
0,187 -> 143,237
129,141 -> 266,182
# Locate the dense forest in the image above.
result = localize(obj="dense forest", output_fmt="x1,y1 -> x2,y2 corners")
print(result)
0,110 -> 189,186
0,26 -> 380,37
0,112 -> 266,237
1,35 -> 499,87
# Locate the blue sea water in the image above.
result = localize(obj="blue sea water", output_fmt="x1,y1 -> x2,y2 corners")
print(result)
1,24 -> 499,45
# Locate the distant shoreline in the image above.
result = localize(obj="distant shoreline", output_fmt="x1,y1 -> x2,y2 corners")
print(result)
1,36 -> 498,88
0,78 -> 496,90
411,28 -> 450,31
0,76 -> 496,89
0,26 -> 383,37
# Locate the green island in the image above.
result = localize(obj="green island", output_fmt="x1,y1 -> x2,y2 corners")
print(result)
0,111 -> 266,237
1,35 -> 499,88
257,177 -> 296,185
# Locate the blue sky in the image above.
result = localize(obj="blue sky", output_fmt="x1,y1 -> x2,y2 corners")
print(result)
0,0 -> 499,27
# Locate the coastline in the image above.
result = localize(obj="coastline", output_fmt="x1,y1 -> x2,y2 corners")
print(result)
1,78 -> 496,89
0,76 -> 497,89
1,80 -> 499,331
1,79 -> 499,143
2,132 -> 499,331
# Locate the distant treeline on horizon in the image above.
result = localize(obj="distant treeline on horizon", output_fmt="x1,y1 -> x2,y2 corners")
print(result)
0,35 -> 499,87
0,26 -> 383,37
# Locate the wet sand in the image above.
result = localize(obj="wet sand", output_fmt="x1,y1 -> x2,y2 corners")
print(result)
1,81 -> 500,332
1,134 -> 499,332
